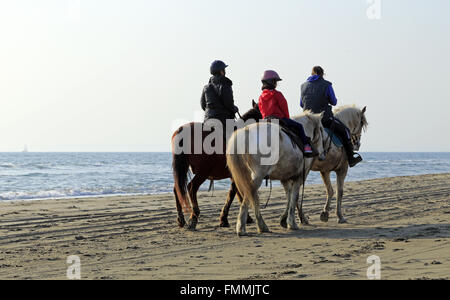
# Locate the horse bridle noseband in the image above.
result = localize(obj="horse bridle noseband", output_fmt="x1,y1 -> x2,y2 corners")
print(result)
350,117 -> 365,148
351,132 -> 362,148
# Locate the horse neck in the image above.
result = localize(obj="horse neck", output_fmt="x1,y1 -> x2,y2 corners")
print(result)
241,109 -> 261,122
335,110 -> 358,133
293,115 -> 315,137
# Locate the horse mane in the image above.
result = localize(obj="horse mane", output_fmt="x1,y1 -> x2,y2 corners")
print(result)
292,110 -> 323,126
334,105 -> 368,131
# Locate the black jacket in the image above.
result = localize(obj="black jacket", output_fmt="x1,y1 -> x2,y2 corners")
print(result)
201,75 -> 237,122
301,77 -> 334,121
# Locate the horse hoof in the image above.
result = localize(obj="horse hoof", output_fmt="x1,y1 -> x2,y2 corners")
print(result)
178,218 -> 186,228
219,220 -> 230,228
288,224 -> 300,231
186,219 -> 198,231
300,215 -> 310,226
246,216 -> 254,225
258,226 -> 271,234
338,218 -> 347,224
280,215 -> 288,229
320,212 -> 329,223
237,231 -> 248,237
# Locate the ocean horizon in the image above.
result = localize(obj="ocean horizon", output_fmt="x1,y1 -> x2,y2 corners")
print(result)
0,152 -> 449,202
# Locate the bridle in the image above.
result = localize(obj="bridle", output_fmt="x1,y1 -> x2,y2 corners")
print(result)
310,123 -> 325,150
351,132 -> 362,149
350,117 -> 365,149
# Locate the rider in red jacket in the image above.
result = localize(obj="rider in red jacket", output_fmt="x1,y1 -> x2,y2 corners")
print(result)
259,89 -> 290,119
258,70 -> 315,157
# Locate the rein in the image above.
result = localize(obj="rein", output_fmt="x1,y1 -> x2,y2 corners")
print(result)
264,179 -> 272,209
323,118 -> 336,157
297,157 -> 306,216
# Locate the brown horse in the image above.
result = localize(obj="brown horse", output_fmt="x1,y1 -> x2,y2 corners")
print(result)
171,101 -> 262,230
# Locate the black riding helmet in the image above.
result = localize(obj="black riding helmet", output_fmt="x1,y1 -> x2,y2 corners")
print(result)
210,60 -> 228,75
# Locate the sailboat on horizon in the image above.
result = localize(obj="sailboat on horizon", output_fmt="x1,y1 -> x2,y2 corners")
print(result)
22,145 -> 29,153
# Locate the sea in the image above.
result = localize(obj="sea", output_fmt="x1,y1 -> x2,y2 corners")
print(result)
0,152 -> 449,201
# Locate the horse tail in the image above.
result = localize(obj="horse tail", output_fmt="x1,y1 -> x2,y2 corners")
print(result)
172,130 -> 192,213
226,130 -> 255,207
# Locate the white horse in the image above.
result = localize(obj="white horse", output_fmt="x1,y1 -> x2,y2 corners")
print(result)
291,106 -> 368,225
226,112 -> 325,236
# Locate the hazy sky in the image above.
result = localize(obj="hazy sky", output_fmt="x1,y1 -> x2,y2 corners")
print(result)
0,0 -> 449,152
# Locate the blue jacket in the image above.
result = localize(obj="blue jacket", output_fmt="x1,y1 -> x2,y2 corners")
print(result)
300,75 -> 337,108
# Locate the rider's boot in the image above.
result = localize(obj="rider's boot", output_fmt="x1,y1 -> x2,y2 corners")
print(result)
343,139 -> 362,167
303,137 -> 319,158
348,152 -> 363,168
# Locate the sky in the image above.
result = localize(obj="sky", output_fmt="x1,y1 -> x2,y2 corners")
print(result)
0,0 -> 449,152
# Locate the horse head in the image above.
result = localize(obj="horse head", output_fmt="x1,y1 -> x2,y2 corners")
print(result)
241,100 -> 262,122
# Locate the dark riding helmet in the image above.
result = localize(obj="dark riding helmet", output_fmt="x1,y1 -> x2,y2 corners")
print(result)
210,60 -> 228,75
261,70 -> 282,82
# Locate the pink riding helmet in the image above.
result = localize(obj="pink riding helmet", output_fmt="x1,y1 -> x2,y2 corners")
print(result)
262,70 -> 282,82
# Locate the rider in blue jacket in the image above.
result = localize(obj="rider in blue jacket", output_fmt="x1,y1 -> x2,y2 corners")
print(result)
300,66 -> 362,167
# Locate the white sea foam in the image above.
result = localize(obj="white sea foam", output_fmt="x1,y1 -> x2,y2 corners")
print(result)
0,162 -> 16,168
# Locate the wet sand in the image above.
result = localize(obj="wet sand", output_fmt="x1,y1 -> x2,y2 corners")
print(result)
0,173 -> 449,280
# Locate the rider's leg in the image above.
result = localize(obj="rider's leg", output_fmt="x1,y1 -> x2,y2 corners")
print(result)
333,122 -> 353,155
331,120 -> 362,167
281,118 -> 310,145
283,118 -> 318,157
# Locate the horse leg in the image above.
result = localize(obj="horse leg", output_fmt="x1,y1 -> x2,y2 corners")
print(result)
294,165 -> 313,226
252,191 -> 270,234
186,174 -> 208,231
236,189 -> 254,224
236,201 -> 249,237
280,180 -> 292,229
336,166 -> 349,224
220,183 -> 254,228
296,175 -> 310,226
173,187 -> 186,228
320,171 -> 334,223
289,180 -> 302,230
219,183 -> 237,228
280,213 -> 288,229
283,180 -> 300,230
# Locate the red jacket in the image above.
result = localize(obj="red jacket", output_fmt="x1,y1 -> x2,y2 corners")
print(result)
258,89 -> 290,119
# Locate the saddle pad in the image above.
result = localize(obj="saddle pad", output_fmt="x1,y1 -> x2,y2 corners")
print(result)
324,128 -> 343,148
266,117 -> 304,151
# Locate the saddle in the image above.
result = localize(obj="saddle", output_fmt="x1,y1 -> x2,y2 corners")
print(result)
265,117 -> 304,151
324,128 -> 343,148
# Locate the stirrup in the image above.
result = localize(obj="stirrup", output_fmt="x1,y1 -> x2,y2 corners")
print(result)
303,152 -> 315,158
348,153 -> 363,168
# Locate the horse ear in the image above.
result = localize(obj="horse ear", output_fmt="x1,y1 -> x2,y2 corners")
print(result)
252,99 -> 257,108
362,106 -> 367,114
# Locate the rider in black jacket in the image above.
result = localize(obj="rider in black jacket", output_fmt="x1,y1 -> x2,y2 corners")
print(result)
201,60 -> 239,125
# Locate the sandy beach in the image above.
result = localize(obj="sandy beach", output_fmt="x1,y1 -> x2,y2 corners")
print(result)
0,173 -> 449,280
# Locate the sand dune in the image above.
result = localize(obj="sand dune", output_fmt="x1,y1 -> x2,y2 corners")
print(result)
0,173 -> 449,280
